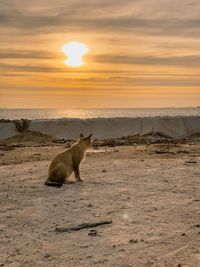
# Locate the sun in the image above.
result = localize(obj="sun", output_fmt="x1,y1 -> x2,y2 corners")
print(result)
61,41 -> 89,67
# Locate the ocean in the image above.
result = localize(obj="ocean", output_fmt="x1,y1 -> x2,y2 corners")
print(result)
0,108 -> 199,120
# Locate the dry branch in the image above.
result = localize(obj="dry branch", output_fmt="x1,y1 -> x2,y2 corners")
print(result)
55,220 -> 112,233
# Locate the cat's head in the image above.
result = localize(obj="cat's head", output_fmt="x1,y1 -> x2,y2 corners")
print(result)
79,133 -> 93,148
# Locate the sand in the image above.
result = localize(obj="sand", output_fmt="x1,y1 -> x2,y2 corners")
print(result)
0,139 -> 200,267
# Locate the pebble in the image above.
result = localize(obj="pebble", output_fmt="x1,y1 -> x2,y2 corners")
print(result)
44,253 -> 51,258
88,229 -> 97,236
185,160 -> 197,164
129,239 -> 138,243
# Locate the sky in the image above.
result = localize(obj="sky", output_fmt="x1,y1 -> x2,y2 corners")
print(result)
0,0 -> 200,108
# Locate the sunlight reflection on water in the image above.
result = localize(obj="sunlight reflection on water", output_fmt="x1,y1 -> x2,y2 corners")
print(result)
0,108 -> 199,120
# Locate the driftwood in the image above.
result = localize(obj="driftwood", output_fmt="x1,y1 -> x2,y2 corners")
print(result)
55,220 -> 112,233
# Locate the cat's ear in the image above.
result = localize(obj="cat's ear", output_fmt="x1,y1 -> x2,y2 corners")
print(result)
80,133 -> 84,138
87,133 -> 93,139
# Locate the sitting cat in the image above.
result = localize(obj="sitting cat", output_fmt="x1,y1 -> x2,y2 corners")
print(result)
45,133 -> 92,187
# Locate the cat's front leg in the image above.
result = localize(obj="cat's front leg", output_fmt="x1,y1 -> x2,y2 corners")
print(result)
73,163 -> 84,182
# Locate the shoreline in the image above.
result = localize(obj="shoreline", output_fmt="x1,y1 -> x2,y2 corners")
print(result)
1,114 -> 200,122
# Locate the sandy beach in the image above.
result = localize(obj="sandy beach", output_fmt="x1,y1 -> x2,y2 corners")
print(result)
1,0 -> 200,265
0,136 -> 200,267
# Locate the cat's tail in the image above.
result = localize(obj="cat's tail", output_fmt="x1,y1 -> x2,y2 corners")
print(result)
45,178 -> 62,187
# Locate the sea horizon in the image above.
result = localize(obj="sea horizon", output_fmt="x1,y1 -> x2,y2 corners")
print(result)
0,107 -> 199,120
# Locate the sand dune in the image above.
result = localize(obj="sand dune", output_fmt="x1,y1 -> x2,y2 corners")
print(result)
0,116 -> 200,140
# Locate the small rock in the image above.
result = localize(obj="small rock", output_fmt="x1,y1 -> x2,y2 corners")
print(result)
86,255 -> 93,259
102,169 -> 107,173
129,239 -> 138,243
44,253 -> 51,258
181,233 -> 186,236
185,160 -> 197,164
88,229 -> 97,236
193,199 -> 200,202
98,259 -> 108,263
155,150 -> 169,154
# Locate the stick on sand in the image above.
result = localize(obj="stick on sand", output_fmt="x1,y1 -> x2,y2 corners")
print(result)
55,220 -> 112,232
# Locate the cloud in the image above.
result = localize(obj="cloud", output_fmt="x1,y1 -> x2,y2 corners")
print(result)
1,53 -> 200,75
0,63 -> 62,73
0,50 -> 58,59
0,0 -> 200,37
1,13 -> 200,37
95,54 -> 200,66
0,51 -> 200,73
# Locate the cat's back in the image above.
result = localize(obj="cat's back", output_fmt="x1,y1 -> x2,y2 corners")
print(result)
49,141 -> 84,171
49,147 -> 72,171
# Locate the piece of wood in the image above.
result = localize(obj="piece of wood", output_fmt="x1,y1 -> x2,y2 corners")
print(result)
55,220 -> 112,232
